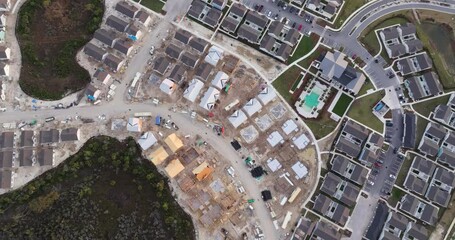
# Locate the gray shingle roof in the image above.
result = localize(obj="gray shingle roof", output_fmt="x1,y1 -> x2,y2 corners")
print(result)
165,44 -> 183,59
39,129 -> 59,144
115,1 -> 138,18
83,43 -> 106,61
195,61 -> 213,81
0,150 -> 12,168
106,15 -> 129,32
189,37 -> 209,53
113,39 -> 133,55
180,51 -> 199,68
0,170 -> 12,189
0,132 -> 14,149
168,64 -> 186,83
174,29 -> 193,44
153,56 -> 171,75
93,29 -> 118,47
61,128 -> 79,141
403,112 -> 416,149
20,130 -> 34,147
103,54 -> 124,71
37,148 -> 53,166
19,148 -> 33,166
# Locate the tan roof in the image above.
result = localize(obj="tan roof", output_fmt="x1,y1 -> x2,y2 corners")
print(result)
196,167 -> 213,181
148,146 -> 169,165
192,161 -> 209,175
165,158 -> 185,178
164,133 -> 183,153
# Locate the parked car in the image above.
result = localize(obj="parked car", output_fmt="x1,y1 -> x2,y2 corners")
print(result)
298,24 -> 303,31
258,5 -> 264,12
292,22 -> 297,28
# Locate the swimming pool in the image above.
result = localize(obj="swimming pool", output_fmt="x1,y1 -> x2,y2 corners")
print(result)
304,91 -> 320,108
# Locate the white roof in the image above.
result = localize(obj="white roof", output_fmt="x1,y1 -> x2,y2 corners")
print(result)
138,132 -> 157,150
291,161 -> 308,179
293,133 -> 310,150
127,117 -> 142,132
211,71 -> 229,90
282,119 -> 298,135
267,158 -> 282,172
205,46 -> 224,66
257,86 -> 277,105
267,131 -> 284,147
199,87 -> 220,111
242,98 -> 263,117
184,78 -> 204,102
159,78 -> 176,95
228,109 -> 248,128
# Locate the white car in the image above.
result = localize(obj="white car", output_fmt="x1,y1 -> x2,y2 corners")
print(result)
149,46 -> 155,55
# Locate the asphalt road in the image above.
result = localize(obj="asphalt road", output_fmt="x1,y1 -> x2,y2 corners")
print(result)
5,0 -> 455,239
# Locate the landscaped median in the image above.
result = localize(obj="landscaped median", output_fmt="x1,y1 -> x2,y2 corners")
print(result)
346,90 -> 385,133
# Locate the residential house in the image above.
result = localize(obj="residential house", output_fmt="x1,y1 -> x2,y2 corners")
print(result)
320,172 -> 360,207
399,194 -> 439,225
0,150 -> 12,168
83,43 -> 107,62
165,43 -> 183,59
195,62 -> 213,82
203,7 -> 222,28
205,45 -> 223,66
189,37 -> 209,53
211,71 -> 229,90
106,15 -> 129,32
0,46 -> 10,60
290,217 -> 315,240
126,24 -> 142,39
0,62 -> 8,76
0,132 -> 13,149
61,128 -> 80,141
330,155 -> 367,185
403,222 -> 429,240
174,29 -> 193,45
310,220 -> 342,240
220,3 -> 246,33
39,129 -> 59,144
211,0 -> 226,10
237,24 -> 262,44
404,72 -> 442,101
159,78 -> 176,95
115,1 -> 138,18
188,0 -> 206,20
184,78 -> 204,103
138,132 -> 158,151
153,56 -> 171,75
20,130 -> 34,147
103,53 -> 125,72
433,105 -> 455,128
437,131 -> 455,167
135,10 -> 152,26
228,109 -> 248,129
19,148 -> 34,166
397,53 -> 432,76
418,122 -> 447,157
93,29 -> 118,47
93,69 -> 112,85
336,120 -> 369,158
403,112 -> 416,149
37,148 -> 54,166
380,212 -> 409,240
113,39 -> 134,56
313,194 -> 350,226
242,98 -> 263,117
127,117 -> 143,132
244,10 -> 268,32
257,85 -> 277,106
199,87 -> 220,111
168,64 -> 187,83
0,0 -> 10,11
180,51 -> 199,68
0,170 -> 12,189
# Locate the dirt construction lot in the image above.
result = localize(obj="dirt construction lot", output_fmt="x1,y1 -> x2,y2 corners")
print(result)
17,0 -> 104,100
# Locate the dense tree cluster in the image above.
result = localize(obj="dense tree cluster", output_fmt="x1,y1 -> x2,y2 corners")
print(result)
0,136 -> 195,240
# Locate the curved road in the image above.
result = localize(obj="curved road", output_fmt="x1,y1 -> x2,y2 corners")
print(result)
4,0 -> 455,239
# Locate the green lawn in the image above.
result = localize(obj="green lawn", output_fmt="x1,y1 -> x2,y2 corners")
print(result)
288,34 -> 320,64
297,46 -> 328,69
359,17 -> 408,56
304,112 -> 339,140
272,66 -> 303,104
334,0 -> 368,28
332,93 -> 353,116
347,90 -> 385,133
388,187 -> 405,208
415,116 -> 429,148
395,154 -> 413,187
141,0 -> 165,13
412,94 -> 451,117
357,78 -> 374,96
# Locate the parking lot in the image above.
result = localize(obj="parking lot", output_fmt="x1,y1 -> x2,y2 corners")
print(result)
240,0 -> 317,35
365,109 -> 404,196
